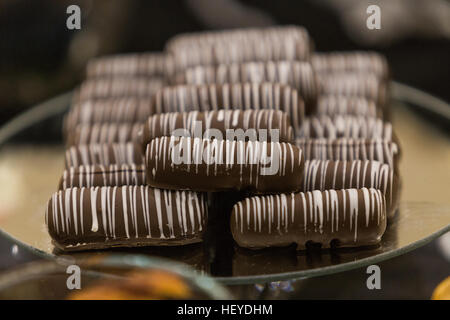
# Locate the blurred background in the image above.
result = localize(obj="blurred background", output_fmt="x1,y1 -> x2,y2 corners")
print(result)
0,0 -> 449,299
0,0 -> 449,125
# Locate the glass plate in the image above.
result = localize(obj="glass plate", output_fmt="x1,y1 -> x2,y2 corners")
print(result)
0,82 -> 449,285
0,254 -> 231,299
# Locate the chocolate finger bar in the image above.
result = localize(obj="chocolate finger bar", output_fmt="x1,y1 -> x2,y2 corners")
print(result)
64,98 -> 154,133
46,186 -> 208,251
231,188 -> 387,250
298,116 -> 394,141
67,123 -> 142,146
75,77 -> 165,102
295,138 -> 400,169
65,143 -> 143,168
303,160 -> 399,217
312,52 -> 389,79
175,61 -> 317,112
152,83 -> 305,133
86,52 -> 172,79
142,110 -> 294,148
316,72 -> 387,106
316,95 -> 382,119
167,26 -> 310,50
166,26 -> 311,71
58,164 -> 146,190
145,136 -> 304,193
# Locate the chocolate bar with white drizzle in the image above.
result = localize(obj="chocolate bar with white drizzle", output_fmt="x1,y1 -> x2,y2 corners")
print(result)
298,115 -> 394,141
316,95 -> 382,119
86,52 -> 172,79
174,61 -> 317,112
74,77 -> 165,102
166,25 -> 312,71
303,160 -> 399,218
46,186 -> 208,251
230,187 -> 387,250
58,164 -> 146,190
316,72 -> 387,107
151,83 -> 305,134
141,109 -> 294,149
312,52 -> 389,80
295,138 -> 400,170
65,143 -> 144,168
67,123 -> 142,146
64,98 -> 154,133
145,136 -> 304,193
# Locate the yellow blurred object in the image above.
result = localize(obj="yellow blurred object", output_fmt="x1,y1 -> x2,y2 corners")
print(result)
68,269 -> 191,300
431,276 -> 450,300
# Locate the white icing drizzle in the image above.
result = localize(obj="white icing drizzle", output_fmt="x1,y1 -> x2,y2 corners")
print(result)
72,188 -> 78,235
90,187 -> 99,232
154,188 -> 165,239
112,186 -> 117,238
64,189 -> 71,234
164,190 -> 175,237
58,191 -> 64,233
101,187 -> 109,239
312,190 -> 324,233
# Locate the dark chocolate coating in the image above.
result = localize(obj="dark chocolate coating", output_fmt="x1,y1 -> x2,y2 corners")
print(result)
295,138 -> 400,170
74,77 -> 165,102
65,98 -> 154,133
298,116 -> 394,141
142,110 -> 294,149
86,52 -> 172,79
151,83 -> 305,133
303,160 -> 399,218
58,164 -> 146,190
316,72 -> 387,107
46,186 -> 208,251
316,95 -> 382,119
67,123 -> 142,146
145,136 -> 304,193
312,52 -> 389,80
230,188 -> 387,250
166,26 -> 311,71
65,143 -> 144,168
174,61 -> 318,113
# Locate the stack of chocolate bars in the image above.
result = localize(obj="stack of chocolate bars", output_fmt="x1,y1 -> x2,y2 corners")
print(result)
46,26 -> 400,252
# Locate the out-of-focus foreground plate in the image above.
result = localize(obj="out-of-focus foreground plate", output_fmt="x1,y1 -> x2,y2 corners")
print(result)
0,83 -> 449,285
